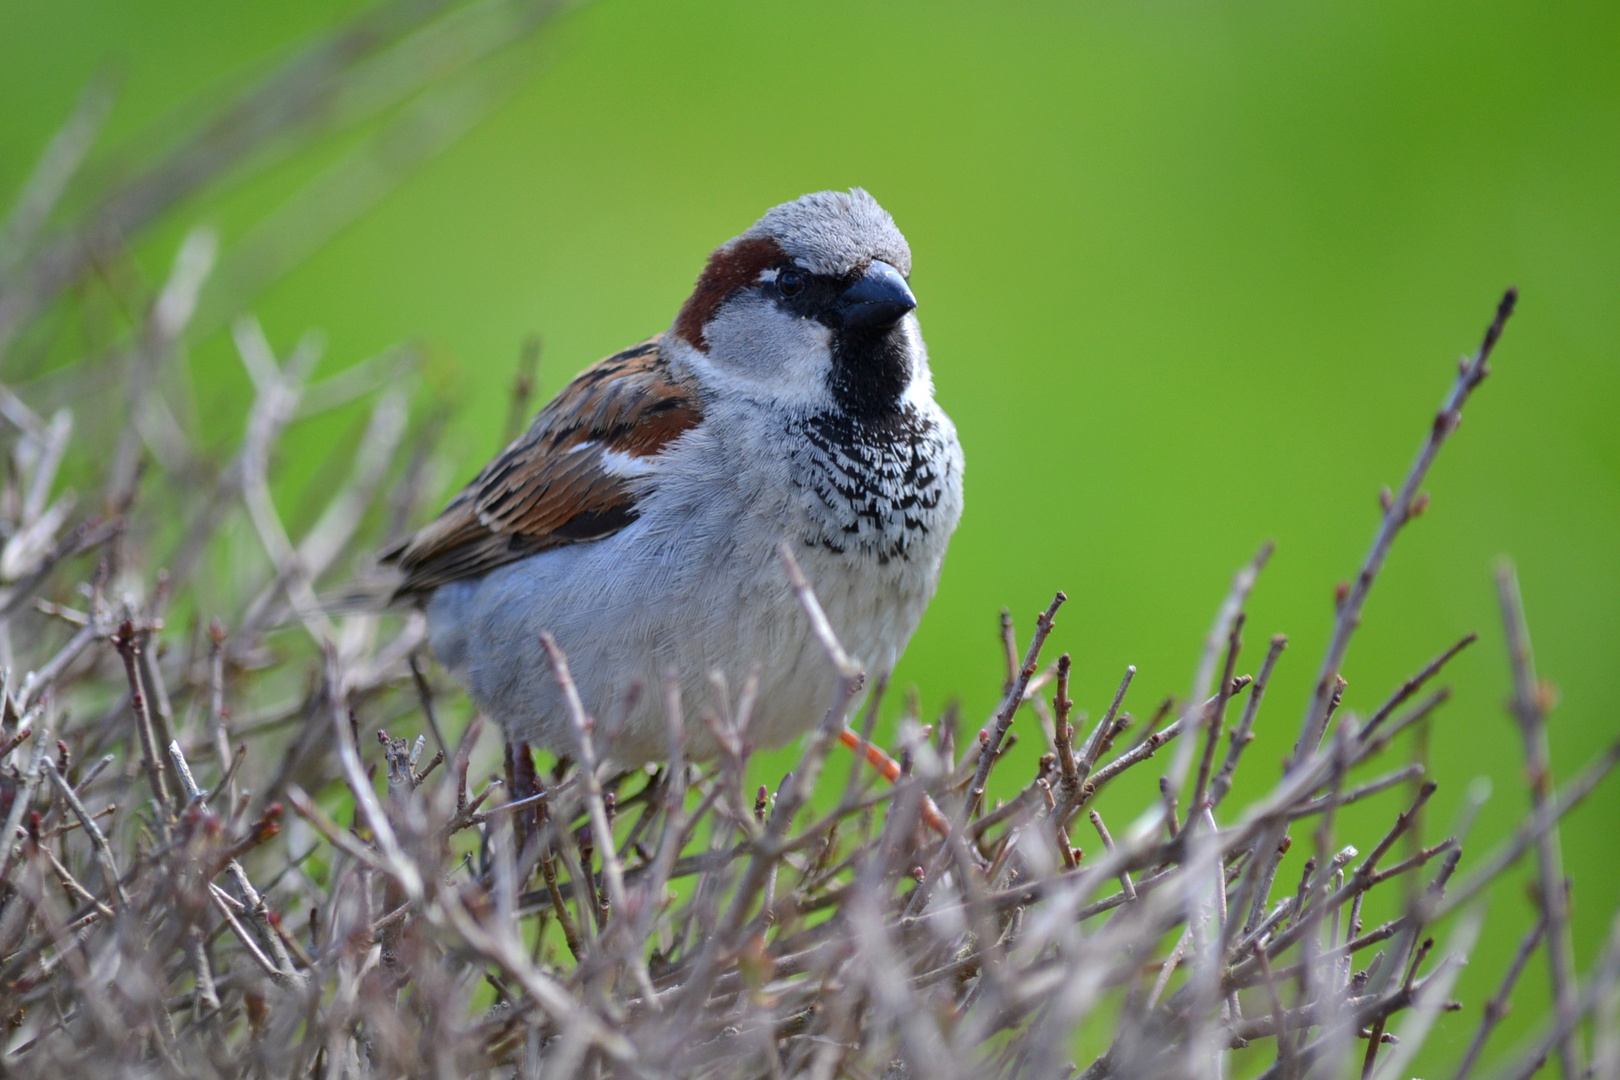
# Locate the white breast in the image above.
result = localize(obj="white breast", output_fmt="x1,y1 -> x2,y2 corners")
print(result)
426,394 -> 963,767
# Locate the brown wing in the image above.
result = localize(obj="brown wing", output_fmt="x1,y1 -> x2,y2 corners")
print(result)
384,336 -> 702,596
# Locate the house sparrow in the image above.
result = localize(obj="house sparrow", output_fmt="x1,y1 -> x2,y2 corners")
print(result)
386,189 -> 963,766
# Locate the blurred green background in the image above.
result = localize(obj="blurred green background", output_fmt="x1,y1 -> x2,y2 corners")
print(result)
3,0 -> 1617,1071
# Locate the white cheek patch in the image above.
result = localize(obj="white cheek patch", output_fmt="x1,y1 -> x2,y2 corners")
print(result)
695,294 -> 835,410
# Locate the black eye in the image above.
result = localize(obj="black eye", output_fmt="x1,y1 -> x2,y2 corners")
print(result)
777,268 -> 805,297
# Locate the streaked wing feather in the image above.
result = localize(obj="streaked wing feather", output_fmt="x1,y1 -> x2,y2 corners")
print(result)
385,337 -> 699,595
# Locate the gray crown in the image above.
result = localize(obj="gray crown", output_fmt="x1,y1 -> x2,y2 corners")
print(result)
743,188 -> 912,279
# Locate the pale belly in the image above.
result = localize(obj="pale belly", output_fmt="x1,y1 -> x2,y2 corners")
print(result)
425,400 -> 963,767
426,525 -> 946,766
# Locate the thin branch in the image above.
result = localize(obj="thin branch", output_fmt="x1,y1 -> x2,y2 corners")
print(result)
1213,634 -> 1287,807
968,592 -> 1067,816
1450,915 -> 1548,1080
42,760 -> 128,909
1497,560 -> 1581,1080
1292,289 -> 1515,766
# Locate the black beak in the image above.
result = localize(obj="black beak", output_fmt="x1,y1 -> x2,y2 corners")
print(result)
836,261 -> 916,332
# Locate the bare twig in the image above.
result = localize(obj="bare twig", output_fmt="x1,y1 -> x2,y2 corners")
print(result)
503,334 -> 544,445
42,761 -> 128,909
539,632 -> 654,1003
1497,560 -> 1581,1080
1293,290 -> 1515,766
1450,915 -> 1548,1080
0,708 -> 52,887
968,592 -> 1066,816
1212,634 -> 1286,808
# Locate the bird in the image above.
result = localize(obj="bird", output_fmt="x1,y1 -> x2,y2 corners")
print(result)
383,189 -> 964,767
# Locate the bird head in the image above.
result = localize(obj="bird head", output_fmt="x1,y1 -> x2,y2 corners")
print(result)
670,189 -> 923,418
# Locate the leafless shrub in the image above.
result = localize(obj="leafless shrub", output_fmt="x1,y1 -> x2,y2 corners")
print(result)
0,6 -> 1616,1077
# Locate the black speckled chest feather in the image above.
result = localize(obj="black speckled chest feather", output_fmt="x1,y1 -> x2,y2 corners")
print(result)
789,404 -> 955,565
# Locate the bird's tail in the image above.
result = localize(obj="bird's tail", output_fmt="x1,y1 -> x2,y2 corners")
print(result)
316,564 -> 410,616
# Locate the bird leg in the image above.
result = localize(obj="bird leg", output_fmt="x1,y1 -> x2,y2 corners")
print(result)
837,728 -> 951,837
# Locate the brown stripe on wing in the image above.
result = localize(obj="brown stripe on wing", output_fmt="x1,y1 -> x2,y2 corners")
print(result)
384,336 -> 701,596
